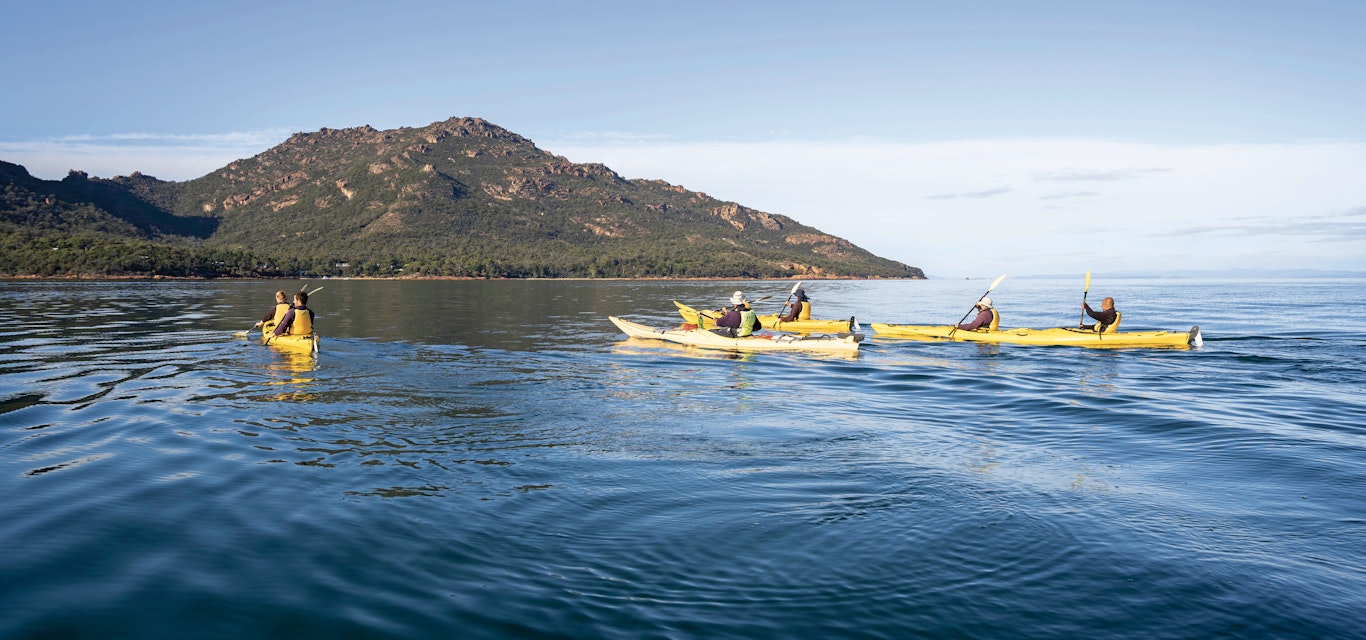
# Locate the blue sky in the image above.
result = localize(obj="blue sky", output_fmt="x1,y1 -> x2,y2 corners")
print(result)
3,0 -> 1364,276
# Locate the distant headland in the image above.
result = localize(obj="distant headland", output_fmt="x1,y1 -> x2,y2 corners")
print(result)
0,117 -> 924,280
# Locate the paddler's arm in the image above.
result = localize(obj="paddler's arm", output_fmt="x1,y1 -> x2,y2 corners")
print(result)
273,309 -> 296,336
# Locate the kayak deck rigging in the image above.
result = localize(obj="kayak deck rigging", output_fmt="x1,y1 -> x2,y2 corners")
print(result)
871,323 -> 1201,349
610,316 -> 862,353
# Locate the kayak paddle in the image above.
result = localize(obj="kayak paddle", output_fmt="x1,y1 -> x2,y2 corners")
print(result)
235,286 -> 324,338
1078,270 -> 1091,328
701,294 -> 768,319
948,273 -> 1006,337
776,280 -> 803,315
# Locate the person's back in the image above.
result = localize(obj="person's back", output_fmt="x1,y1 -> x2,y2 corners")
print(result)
1081,296 -> 1118,332
274,291 -> 315,336
254,291 -> 290,332
712,291 -> 760,337
782,289 -> 812,322
714,291 -> 747,329
715,308 -> 742,328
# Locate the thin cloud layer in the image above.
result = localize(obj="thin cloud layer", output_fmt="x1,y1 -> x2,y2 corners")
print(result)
1155,208 -> 1366,239
1039,191 -> 1103,200
1031,168 -> 1173,182
926,187 -> 1012,200
542,137 -> 1366,274
0,130 -> 292,180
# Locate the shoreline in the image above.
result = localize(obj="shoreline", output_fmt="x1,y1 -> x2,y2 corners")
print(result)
0,274 -> 929,282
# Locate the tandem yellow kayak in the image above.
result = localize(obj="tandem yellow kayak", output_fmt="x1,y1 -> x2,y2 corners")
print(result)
870,323 -> 1201,349
673,301 -> 857,334
261,321 -> 319,355
610,316 -> 862,353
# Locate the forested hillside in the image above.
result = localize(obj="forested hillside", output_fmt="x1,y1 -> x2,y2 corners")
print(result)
1,118 -> 924,279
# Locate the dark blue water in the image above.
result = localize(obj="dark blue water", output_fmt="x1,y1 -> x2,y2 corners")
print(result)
2,278 -> 1363,639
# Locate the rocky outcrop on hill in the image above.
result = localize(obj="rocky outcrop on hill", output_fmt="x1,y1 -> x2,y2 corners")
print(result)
1,118 -> 924,279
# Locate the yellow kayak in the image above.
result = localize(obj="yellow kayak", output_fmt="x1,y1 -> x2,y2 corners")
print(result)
261,321 -> 319,355
673,301 -> 856,334
610,316 -> 861,353
871,323 -> 1201,349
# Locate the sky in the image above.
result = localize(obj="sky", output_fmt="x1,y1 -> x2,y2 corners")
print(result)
3,0 -> 1364,277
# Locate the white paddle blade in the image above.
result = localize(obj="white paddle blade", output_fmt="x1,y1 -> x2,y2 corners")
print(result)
988,273 -> 1007,291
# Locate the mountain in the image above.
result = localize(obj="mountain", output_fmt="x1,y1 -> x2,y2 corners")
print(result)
0,117 -> 924,279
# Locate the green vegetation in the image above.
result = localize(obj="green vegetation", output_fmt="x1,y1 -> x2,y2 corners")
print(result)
0,229 -> 263,278
0,118 -> 925,279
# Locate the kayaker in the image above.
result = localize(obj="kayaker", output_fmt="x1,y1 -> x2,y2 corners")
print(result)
956,297 -> 997,331
712,291 -> 762,337
780,288 -> 812,322
252,290 -> 290,332
273,291 -> 315,337
1080,297 -> 1118,332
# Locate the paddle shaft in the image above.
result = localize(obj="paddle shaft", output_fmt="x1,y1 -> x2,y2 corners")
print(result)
776,281 -> 804,316
1078,272 -> 1101,339
238,286 -> 323,337
1078,270 -> 1091,327
699,294 -> 772,325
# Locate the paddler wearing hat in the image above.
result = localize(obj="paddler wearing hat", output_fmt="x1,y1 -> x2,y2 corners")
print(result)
780,288 -> 812,322
711,291 -> 763,338
955,296 -> 999,331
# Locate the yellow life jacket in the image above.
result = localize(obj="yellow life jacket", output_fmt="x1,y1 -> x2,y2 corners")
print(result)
987,308 -> 1000,331
797,301 -> 811,320
288,307 -> 313,335
1088,310 -> 1121,333
262,302 -> 290,334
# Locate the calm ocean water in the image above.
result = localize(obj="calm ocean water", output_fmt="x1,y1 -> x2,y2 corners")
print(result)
1,277 -> 1363,639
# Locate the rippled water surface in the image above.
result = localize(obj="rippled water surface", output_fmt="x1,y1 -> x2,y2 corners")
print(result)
2,278 -> 1364,639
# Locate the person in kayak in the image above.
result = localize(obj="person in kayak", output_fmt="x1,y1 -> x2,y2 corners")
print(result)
273,290 -> 315,337
1080,297 -> 1118,332
252,290 -> 290,333
712,291 -> 762,337
780,288 -> 812,322
956,297 -> 998,331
